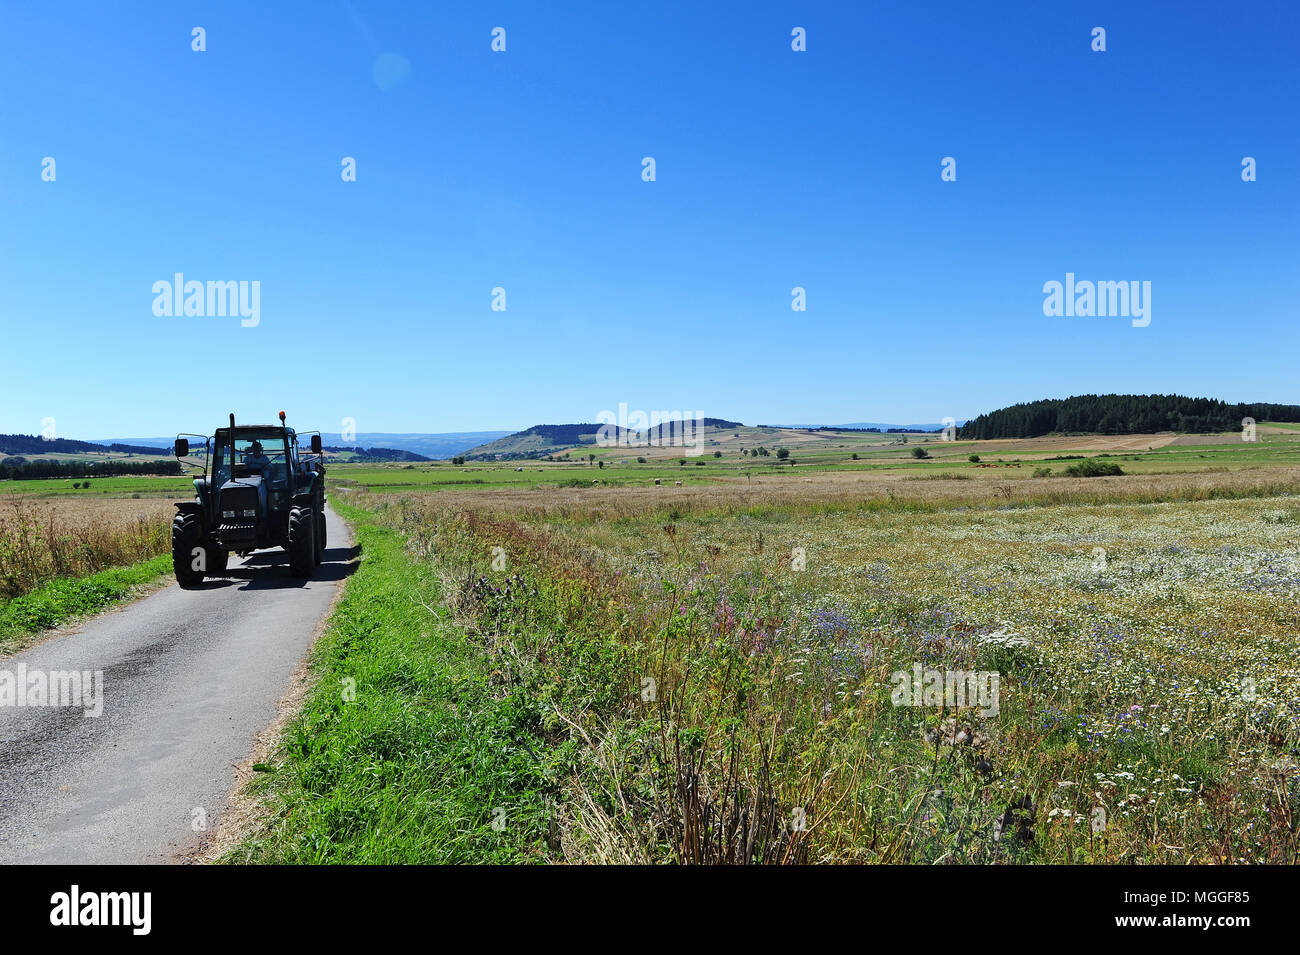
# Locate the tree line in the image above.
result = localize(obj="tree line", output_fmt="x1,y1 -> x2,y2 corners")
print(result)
0,459 -> 184,480
958,394 -> 1300,440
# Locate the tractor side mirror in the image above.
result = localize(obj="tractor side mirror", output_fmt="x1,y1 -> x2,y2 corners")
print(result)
174,438 -> 189,458
310,435 -> 322,454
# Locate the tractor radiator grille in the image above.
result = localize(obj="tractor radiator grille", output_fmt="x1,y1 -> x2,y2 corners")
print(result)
217,521 -> 257,545
216,483 -> 260,546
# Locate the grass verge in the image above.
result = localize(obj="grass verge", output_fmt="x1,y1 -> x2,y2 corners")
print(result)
222,498 -> 557,863
0,554 -> 172,651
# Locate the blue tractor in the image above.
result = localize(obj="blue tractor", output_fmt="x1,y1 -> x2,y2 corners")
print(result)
170,411 -> 327,586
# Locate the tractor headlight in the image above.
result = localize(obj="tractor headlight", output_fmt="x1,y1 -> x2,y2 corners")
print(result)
222,510 -> 236,519
242,508 -> 257,517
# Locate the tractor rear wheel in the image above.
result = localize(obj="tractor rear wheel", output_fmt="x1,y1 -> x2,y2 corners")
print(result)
172,512 -> 206,588
288,505 -> 316,577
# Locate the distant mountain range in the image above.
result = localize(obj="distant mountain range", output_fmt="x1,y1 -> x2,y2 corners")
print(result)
62,421 -> 959,463
94,432 -> 510,460
56,397 -> 1299,464
320,446 -> 432,463
316,432 -> 511,458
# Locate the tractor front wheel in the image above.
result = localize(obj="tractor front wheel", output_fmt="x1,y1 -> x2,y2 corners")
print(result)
287,505 -> 316,577
172,512 -> 206,588
315,510 -> 326,562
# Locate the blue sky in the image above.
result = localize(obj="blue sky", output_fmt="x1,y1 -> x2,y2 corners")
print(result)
2,1 -> 1296,437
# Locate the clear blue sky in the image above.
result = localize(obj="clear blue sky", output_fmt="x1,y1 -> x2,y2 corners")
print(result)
2,1 -> 1296,438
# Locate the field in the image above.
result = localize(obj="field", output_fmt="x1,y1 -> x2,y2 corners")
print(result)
0,495 -> 174,597
330,424 -> 1300,497
0,474 -> 193,498
0,477 -> 183,644
229,429 -> 1300,864
6,429 -> 1299,863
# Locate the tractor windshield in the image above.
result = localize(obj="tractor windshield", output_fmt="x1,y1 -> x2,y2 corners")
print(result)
214,430 -> 288,486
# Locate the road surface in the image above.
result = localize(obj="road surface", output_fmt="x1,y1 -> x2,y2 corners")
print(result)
0,506 -> 356,863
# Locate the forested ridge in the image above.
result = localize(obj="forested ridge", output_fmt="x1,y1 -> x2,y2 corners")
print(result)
0,434 -> 166,456
0,459 -> 183,480
958,394 -> 1300,439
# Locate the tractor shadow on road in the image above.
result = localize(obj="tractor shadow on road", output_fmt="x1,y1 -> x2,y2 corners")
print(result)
315,545 -> 362,581
195,544 -> 361,590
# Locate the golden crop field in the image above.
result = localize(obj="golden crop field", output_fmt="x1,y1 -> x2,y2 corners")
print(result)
0,495 -> 174,599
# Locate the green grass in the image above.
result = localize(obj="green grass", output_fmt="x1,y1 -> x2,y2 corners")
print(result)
224,498 -> 560,863
0,554 -> 172,649
0,474 -> 194,497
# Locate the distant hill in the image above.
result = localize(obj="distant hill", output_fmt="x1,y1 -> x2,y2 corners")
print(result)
0,434 -> 167,456
96,432 -> 509,460
466,418 -> 744,459
774,421 -> 966,432
316,432 -> 510,459
959,394 -> 1300,440
322,446 -> 431,463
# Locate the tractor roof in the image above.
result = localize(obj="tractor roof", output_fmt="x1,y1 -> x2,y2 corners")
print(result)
215,425 -> 296,440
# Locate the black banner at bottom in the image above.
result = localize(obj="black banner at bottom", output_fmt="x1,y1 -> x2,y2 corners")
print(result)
8,863 -> 1276,940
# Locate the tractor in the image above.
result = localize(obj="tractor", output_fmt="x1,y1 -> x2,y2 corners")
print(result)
170,411 -> 327,587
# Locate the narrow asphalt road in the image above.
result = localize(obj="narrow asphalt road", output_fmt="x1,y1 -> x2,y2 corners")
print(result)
0,506 -> 356,864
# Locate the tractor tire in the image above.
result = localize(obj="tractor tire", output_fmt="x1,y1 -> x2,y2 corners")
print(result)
288,505 -> 316,577
207,547 -> 229,576
315,510 -> 326,561
172,512 -> 206,588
